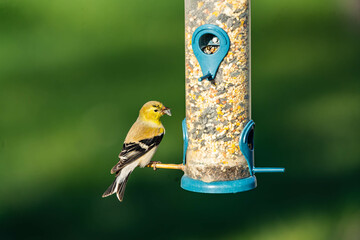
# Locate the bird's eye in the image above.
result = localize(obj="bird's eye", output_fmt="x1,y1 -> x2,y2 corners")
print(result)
154,109 -> 158,112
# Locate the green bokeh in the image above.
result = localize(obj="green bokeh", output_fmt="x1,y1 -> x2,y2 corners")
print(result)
1,0 -> 359,239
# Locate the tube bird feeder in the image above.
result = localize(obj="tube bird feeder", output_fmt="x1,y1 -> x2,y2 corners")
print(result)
145,0 -> 284,193
180,0 -> 284,193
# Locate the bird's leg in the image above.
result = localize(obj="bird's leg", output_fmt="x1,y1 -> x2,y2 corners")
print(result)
149,161 -> 162,171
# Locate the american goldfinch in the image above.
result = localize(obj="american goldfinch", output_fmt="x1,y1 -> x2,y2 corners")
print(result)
102,101 -> 171,202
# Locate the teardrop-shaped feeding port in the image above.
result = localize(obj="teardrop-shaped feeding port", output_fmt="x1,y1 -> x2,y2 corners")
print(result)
192,24 -> 230,81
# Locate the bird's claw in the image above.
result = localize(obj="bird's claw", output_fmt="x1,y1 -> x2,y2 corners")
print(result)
150,161 -> 161,171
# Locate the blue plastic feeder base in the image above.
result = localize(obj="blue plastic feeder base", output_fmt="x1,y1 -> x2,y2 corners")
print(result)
181,175 -> 257,194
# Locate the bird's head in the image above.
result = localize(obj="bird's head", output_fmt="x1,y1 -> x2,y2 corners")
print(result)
139,101 -> 171,123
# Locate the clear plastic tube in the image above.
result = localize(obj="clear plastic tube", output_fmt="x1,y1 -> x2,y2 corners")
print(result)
185,0 -> 251,182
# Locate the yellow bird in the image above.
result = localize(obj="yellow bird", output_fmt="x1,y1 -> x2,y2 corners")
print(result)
102,101 -> 171,202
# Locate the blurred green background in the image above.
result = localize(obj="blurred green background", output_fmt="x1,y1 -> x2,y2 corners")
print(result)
1,0 -> 359,239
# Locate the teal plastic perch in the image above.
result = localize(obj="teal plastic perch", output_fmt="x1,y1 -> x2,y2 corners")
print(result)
253,168 -> 285,173
239,120 -> 285,176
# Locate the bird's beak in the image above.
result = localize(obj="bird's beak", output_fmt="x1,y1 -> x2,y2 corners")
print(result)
162,107 -> 172,116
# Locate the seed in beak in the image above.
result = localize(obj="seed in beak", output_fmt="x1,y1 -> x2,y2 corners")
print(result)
162,107 -> 172,116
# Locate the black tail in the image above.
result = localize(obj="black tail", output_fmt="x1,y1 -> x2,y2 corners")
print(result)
102,172 -> 132,202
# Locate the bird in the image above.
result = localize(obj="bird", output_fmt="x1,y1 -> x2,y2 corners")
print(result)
102,101 -> 171,202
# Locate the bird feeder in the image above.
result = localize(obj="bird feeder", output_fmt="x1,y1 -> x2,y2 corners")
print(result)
147,0 -> 284,193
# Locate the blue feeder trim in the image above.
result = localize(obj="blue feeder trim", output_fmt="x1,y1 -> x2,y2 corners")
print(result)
182,118 -> 188,165
239,120 -> 255,176
181,175 -> 257,194
239,120 -> 285,175
253,168 -> 285,173
192,24 -> 230,81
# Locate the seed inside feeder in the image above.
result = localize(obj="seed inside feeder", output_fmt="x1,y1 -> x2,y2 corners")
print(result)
185,0 -> 251,182
199,34 -> 219,54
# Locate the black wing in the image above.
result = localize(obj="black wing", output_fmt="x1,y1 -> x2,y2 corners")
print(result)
110,134 -> 164,174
